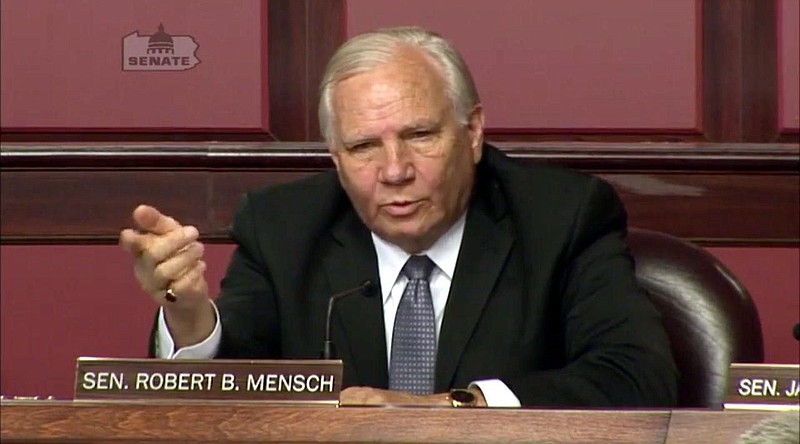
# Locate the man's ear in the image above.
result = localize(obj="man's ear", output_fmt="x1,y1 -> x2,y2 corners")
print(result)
466,105 -> 485,164
329,145 -> 341,170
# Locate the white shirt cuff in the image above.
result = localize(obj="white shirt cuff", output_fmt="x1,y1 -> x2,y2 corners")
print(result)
156,301 -> 222,359
469,379 -> 522,408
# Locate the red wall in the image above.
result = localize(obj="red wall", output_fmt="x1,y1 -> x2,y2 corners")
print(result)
779,0 -> 800,132
1,243 -> 797,400
0,0 -> 268,131
346,0 -> 700,132
0,245 -> 225,399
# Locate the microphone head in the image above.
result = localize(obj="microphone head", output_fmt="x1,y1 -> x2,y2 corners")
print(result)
359,280 -> 377,298
794,323 -> 800,341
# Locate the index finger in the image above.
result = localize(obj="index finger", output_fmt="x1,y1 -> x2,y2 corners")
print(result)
132,204 -> 182,235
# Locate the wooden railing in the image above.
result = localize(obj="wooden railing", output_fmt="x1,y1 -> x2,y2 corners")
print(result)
2,142 -> 797,246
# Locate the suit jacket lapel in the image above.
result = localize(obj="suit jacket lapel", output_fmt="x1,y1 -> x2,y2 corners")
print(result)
435,178 -> 514,392
323,209 -> 388,388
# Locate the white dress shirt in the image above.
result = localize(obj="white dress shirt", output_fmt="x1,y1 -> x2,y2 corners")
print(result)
157,212 -> 520,407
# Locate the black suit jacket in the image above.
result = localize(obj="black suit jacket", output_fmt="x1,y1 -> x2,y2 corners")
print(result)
202,144 -> 677,407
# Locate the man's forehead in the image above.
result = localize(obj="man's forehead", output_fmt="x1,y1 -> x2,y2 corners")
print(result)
334,81 -> 447,140
335,59 -> 446,109
329,49 -> 453,141
338,48 -> 445,93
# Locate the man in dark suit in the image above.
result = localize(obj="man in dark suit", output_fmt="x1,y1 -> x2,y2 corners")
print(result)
120,27 -> 677,408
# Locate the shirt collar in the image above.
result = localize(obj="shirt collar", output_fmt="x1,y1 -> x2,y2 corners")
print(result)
371,211 -> 467,302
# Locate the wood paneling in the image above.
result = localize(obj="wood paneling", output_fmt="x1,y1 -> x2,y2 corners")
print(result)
267,0 -> 344,141
1,142 -> 797,246
265,0 -> 306,141
703,0 -> 782,143
0,0 -> 346,143
0,0 -> 268,133
778,0 -> 800,133
605,173 -> 799,243
347,0 -> 701,134
0,171 -> 211,237
1,0 -> 796,143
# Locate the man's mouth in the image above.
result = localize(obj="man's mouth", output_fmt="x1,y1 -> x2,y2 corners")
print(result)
382,200 -> 422,217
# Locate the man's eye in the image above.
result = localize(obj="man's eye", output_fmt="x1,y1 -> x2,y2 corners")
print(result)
348,141 -> 374,152
410,130 -> 433,140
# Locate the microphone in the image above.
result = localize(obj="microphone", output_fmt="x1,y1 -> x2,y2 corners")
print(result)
322,280 -> 376,359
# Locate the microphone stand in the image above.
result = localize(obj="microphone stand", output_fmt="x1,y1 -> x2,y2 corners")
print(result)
323,280 -> 374,359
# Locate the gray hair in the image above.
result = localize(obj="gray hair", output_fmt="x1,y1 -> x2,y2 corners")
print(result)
318,26 -> 480,145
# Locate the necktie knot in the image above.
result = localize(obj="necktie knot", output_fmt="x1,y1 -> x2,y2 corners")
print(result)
402,255 -> 435,281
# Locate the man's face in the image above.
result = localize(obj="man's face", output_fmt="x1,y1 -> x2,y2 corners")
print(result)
329,49 -> 484,253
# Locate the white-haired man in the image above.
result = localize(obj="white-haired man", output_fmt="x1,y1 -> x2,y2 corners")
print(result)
121,27 -> 677,408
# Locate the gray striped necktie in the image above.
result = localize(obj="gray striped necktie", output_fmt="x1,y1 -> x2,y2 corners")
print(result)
389,255 -> 436,395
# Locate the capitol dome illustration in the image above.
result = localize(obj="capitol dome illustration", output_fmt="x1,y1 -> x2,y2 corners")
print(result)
147,23 -> 174,54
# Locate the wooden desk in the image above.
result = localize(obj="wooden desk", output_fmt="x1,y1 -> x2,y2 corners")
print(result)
0,401 -> 792,443
665,409 -> 799,443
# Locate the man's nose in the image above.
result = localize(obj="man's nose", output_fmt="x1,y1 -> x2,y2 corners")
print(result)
378,142 -> 414,184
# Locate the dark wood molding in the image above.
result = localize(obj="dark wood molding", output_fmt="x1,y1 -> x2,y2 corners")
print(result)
267,0 -> 345,142
1,142 -> 797,246
740,0 -> 779,142
702,0 -> 781,143
1,142 -> 797,170
306,0 -> 346,142
703,0 -> 743,142
266,0 -> 308,141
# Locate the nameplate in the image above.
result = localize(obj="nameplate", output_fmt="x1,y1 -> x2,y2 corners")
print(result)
74,357 -> 342,404
724,363 -> 800,410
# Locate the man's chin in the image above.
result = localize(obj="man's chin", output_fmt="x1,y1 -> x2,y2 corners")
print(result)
374,227 -> 432,252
